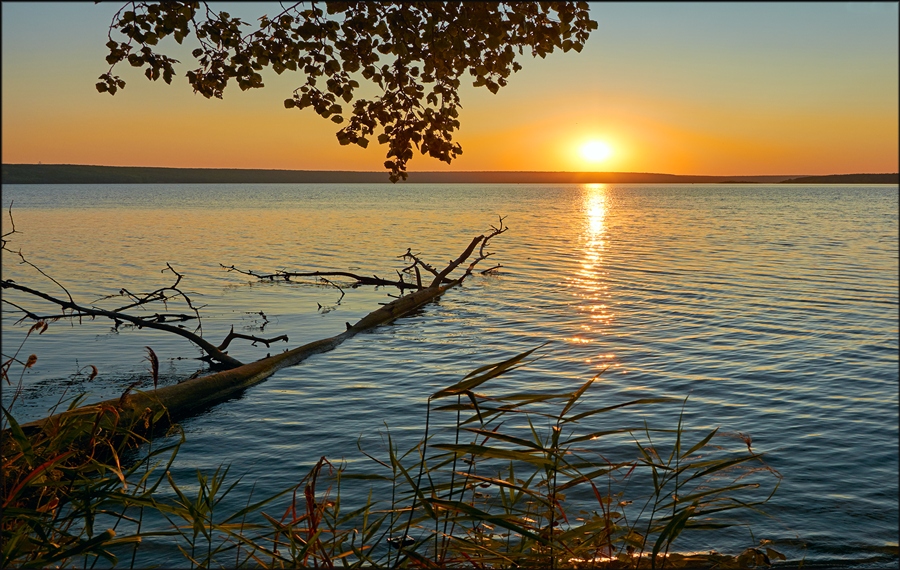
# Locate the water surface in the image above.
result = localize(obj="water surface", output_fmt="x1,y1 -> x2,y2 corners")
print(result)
2,183 -> 897,567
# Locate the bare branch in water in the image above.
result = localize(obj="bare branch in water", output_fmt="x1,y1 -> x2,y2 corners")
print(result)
220,264 -> 422,290
216,325 -> 289,351
220,220 -> 508,294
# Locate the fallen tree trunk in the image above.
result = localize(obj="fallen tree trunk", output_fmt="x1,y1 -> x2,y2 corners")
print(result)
15,221 -> 506,442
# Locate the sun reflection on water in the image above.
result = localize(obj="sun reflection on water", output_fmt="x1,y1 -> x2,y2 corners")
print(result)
568,184 -> 618,371
585,184 -> 607,238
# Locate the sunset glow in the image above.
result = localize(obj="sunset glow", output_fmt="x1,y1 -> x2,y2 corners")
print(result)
1,3 -> 897,175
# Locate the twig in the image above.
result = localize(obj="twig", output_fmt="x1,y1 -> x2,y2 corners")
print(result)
317,276 -> 346,302
216,326 -> 289,351
1,201 -> 18,247
221,264 -> 422,290
402,249 -> 444,281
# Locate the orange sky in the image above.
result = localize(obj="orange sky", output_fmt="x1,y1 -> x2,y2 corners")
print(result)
2,3 -> 898,175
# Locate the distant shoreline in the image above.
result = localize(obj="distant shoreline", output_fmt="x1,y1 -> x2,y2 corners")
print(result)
1,164 -> 897,185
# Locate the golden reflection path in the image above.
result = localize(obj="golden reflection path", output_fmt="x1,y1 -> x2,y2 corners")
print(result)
567,184 -> 619,373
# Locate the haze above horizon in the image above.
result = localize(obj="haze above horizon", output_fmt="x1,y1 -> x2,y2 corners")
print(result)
2,2 -> 898,176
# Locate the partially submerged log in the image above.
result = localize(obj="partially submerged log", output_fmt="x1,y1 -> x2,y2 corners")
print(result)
13,220 -> 507,442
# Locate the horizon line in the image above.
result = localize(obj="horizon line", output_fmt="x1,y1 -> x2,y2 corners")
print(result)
5,162 -> 899,177
3,164 -> 897,185
0,162 -> 876,177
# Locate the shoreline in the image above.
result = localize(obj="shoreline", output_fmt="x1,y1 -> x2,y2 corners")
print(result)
2,163 -> 897,185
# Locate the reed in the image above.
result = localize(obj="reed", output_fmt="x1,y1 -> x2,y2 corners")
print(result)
2,346 -> 783,568
356,348 -> 784,569
1,391 -> 180,567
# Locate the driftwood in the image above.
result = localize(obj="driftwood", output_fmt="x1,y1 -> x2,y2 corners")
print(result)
8,218 -> 508,440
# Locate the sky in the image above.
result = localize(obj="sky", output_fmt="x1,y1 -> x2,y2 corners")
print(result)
2,2 -> 898,175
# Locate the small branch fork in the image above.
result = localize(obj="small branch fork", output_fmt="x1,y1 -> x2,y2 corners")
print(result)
217,326 -> 288,351
439,215 -> 508,286
93,263 -> 205,331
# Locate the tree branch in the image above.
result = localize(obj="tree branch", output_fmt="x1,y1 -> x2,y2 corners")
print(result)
97,2 -> 598,181
219,264 -> 422,290
1,280 -> 243,368
216,325 -> 289,351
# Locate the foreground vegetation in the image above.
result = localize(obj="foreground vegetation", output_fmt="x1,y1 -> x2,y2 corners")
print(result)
2,340 -> 783,569
2,211 -> 783,568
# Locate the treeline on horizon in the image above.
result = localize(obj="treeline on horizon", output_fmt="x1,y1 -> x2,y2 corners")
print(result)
2,163 -> 897,185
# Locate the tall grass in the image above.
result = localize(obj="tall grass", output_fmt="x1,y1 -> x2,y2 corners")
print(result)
2,345 -> 783,568
362,347 -> 783,569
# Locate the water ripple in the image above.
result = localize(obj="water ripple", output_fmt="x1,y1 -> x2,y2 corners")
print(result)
1,183 -> 896,565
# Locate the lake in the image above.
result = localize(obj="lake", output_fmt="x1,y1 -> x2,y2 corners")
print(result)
2,183 -> 897,567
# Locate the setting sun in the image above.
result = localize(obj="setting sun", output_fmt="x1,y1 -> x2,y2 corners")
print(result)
581,140 -> 613,163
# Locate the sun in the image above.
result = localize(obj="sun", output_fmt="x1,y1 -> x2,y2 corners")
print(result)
580,140 -> 613,163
